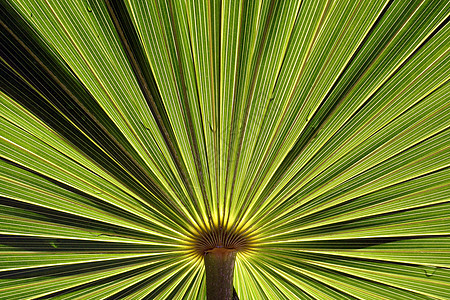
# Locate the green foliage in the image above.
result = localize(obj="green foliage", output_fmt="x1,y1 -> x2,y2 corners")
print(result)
0,0 -> 449,299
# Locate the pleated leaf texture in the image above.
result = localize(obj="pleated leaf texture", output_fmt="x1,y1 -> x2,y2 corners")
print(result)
1,0 -> 449,299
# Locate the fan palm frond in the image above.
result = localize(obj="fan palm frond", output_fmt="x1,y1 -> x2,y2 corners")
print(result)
1,0 -> 449,299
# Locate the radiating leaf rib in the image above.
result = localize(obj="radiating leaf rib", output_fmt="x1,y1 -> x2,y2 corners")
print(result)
0,251 -> 158,272
248,0 -> 449,222
0,255 -> 187,299
303,237 -> 450,268
2,0 -> 209,232
256,84 -> 449,232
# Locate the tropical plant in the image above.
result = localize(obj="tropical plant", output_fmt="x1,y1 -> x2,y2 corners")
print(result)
0,0 -> 449,299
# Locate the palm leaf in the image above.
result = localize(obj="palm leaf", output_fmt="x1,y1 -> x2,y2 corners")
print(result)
1,0 -> 449,299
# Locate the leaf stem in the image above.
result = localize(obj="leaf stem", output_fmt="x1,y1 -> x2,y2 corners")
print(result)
204,248 -> 237,300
